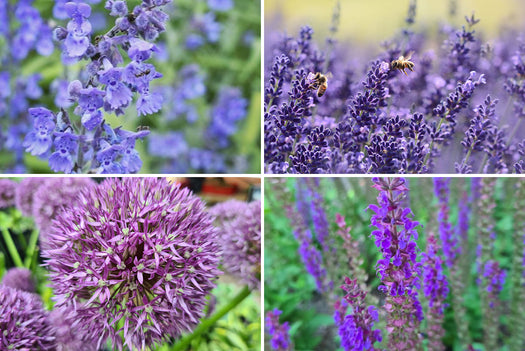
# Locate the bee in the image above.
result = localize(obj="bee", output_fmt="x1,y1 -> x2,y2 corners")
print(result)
308,72 -> 330,98
135,69 -> 151,78
390,52 -> 415,75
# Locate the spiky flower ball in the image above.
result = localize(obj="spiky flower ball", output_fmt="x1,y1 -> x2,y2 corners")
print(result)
209,199 -> 261,289
32,177 -> 95,235
0,286 -> 55,350
0,178 -> 17,209
42,178 -> 221,350
49,305 -> 97,351
1,267 -> 36,293
14,177 -> 46,216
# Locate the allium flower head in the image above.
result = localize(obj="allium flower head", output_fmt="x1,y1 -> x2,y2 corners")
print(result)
0,178 -> 17,208
0,286 -> 55,350
42,178 -> 221,350
209,199 -> 261,289
49,305 -> 97,351
32,177 -> 95,235
1,267 -> 36,293
14,177 -> 46,216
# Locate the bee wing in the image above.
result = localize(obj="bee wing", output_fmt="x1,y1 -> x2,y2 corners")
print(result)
326,72 -> 333,79
405,51 -> 414,60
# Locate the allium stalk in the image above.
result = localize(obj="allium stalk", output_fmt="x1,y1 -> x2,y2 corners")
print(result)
266,309 -> 292,351
42,178 -> 221,350
368,177 -> 422,351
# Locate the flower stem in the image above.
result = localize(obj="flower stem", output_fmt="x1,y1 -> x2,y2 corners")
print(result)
0,227 -> 23,268
172,285 -> 251,351
24,228 -> 39,269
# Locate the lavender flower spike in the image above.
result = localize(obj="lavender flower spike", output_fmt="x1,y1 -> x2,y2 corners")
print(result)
42,178 -> 221,350
368,177 -> 423,350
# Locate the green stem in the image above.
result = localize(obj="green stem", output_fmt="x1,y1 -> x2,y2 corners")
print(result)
1,227 -> 23,267
24,228 -> 39,269
172,285 -> 251,351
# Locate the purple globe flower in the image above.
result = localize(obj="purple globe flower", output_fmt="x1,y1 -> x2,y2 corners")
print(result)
209,199 -> 261,289
14,177 -> 46,216
42,178 -> 221,350
0,178 -> 17,208
49,305 -> 97,351
31,177 -> 96,236
0,286 -> 55,350
1,267 -> 36,293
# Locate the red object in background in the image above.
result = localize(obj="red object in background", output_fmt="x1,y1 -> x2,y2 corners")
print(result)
201,182 -> 238,195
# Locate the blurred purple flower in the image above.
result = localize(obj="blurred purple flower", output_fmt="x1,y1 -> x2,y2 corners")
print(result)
0,178 -> 17,208
209,199 -> 261,289
14,177 -> 46,216
1,267 -> 36,293
266,309 -> 292,351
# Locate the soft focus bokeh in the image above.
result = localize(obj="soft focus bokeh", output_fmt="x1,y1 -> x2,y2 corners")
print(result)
265,0 -> 525,43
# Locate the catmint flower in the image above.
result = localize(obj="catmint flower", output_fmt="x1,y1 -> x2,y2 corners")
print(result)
42,178 -> 221,350
208,0 -> 233,12
265,309 -> 292,351
209,199 -> 261,289
433,178 -> 459,267
0,286 -> 55,350
23,107 -> 56,156
0,178 -> 17,208
207,87 -> 248,148
63,2 -> 93,58
1,267 -> 36,293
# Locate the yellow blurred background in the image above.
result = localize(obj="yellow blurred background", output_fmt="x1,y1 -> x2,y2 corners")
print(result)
265,0 -> 525,42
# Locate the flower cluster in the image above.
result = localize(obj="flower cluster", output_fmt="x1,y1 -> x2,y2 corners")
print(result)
0,178 -> 17,208
265,9 -> 525,173
42,178 -> 221,350
368,177 -> 422,350
209,199 -> 261,290
339,277 -> 382,351
265,309 -> 292,351
1,267 -> 36,293
22,0 -> 171,174
433,178 -> 459,266
0,0 -> 53,172
0,286 -> 56,350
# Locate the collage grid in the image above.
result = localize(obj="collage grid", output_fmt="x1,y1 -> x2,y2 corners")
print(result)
1,0 -> 525,350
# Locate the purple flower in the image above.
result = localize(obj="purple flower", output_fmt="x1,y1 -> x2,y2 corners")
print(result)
207,87 -> 247,147
32,178 -> 96,235
433,178 -> 459,266
0,178 -> 17,208
209,200 -> 261,289
49,305 -> 98,351
14,178 -> 46,216
265,309 -> 292,351
63,2 -> 92,57
1,267 -> 36,293
99,65 -> 133,110
48,132 -> 78,173
42,178 -> 221,350
368,177 -> 422,350
77,87 -> 105,131
339,277 -> 382,351
23,107 -> 56,156
208,0 -> 233,12
0,286 -> 55,350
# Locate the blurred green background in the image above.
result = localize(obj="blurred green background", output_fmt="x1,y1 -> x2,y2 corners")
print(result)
264,177 -> 520,350
265,0 -> 525,42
